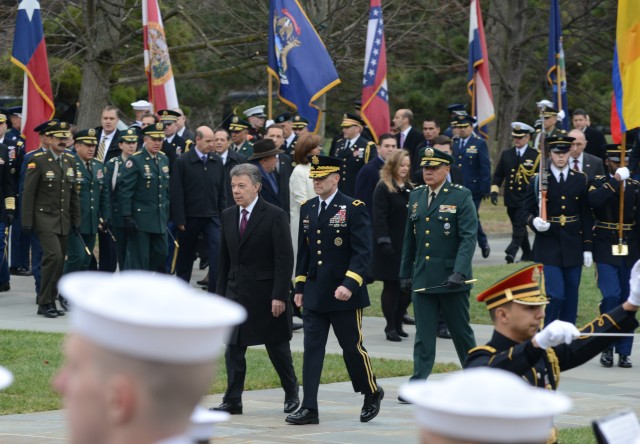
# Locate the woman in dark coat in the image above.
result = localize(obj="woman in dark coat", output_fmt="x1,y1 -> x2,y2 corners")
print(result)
371,149 -> 414,341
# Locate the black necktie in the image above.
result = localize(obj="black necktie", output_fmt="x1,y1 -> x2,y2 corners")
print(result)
428,191 -> 436,208
559,171 -> 565,184
319,201 -> 327,218
202,155 -> 207,164
86,161 -> 92,174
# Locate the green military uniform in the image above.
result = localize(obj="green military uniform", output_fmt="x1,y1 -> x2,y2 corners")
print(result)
231,140 -> 253,157
64,129 -> 111,273
119,141 -> 170,271
229,116 -> 254,157
22,121 -> 80,313
399,148 -> 477,380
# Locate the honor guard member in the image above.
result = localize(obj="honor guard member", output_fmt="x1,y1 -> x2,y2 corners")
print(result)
452,114 -> 491,258
157,109 -> 191,168
22,120 -> 80,319
331,113 -> 377,198
466,265 -> 640,395
491,122 -> 539,263
398,148 -> 477,390
274,112 -> 298,157
0,117 -> 16,292
533,102 -> 566,150
119,123 -> 170,272
228,116 -> 254,157
292,115 -> 309,135
244,105 -> 267,141
130,99 -> 151,129
63,129 -> 111,274
588,145 -> 640,368
287,155 -> 383,425
104,129 -> 139,270
524,136 -> 593,325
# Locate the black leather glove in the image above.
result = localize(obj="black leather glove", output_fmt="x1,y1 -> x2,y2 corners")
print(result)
123,217 -> 138,234
482,193 -> 491,201
490,191 -> 498,206
5,211 -> 14,227
101,219 -> 110,231
444,272 -> 467,289
380,242 -> 395,257
72,225 -> 81,235
399,278 -> 413,292
22,226 -> 32,237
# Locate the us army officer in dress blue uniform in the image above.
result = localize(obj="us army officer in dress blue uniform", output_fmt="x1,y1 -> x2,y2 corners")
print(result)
63,129 -> 110,273
399,148 -> 477,387
119,123 -> 170,272
287,155 -> 383,425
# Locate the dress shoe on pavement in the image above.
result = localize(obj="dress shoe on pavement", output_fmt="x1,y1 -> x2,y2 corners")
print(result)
211,401 -> 243,415
397,394 -> 409,404
0,282 -> 10,292
481,244 -> 491,258
437,327 -> 452,339
397,329 -> 409,338
10,267 -> 32,276
505,254 -> 515,264
58,296 -> 70,311
37,304 -> 58,319
196,276 -> 209,287
292,322 -> 303,331
284,398 -> 300,413
618,354 -> 632,368
402,314 -> 415,325
286,408 -> 319,425
361,387 -> 384,422
198,258 -> 209,270
600,349 -> 613,368
385,330 -> 402,342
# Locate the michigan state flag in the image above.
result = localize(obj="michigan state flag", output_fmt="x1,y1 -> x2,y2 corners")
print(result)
268,0 -> 340,132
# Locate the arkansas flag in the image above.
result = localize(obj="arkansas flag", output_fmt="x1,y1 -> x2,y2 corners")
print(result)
361,0 -> 390,143
143,0 -> 179,111
467,0 -> 494,139
11,0 -> 55,153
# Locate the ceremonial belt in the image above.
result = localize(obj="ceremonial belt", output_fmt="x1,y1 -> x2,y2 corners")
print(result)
548,215 -> 577,226
594,220 -> 635,231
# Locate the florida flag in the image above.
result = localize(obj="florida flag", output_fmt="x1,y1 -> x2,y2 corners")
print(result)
361,0 -> 390,143
467,0 -> 494,139
11,0 -> 55,153
143,0 -> 179,111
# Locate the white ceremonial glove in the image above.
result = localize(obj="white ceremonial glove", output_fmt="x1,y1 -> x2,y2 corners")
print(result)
533,320 -> 581,349
583,251 -> 593,268
616,167 -> 630,181
628,260 -> 640,306
533,217 -> 550,232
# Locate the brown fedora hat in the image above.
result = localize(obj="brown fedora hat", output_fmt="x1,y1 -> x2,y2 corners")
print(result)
248,138 -> 284,160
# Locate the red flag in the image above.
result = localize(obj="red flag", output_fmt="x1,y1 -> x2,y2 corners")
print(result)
611,92 -> 622,144
361,0 -> 390,143
143,0 -> 179,111
11,1 -> 55,153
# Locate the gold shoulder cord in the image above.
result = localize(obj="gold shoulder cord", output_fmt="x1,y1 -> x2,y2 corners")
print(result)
515,154 -> 540,185
545,348 -> 561,389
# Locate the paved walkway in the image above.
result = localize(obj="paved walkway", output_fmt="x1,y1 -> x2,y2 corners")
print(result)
1,235 -> 639,442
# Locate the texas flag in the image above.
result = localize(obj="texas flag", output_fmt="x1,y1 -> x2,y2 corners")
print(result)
11,0 -> 55,153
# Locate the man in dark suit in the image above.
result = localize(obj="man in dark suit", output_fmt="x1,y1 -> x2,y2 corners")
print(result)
174,107 -> 195,143
413,118 -> 440,168
171,126 -> 226,292
213,128 -> 246,208
287,155 -> 383,425
251,132 -> 290,215
572,108 -> 607,164
393,108 -> 424,162
354,133 -> 397,211
491,122 -> 539,263
213,163 -> 299,415
524,136 -> 593,326
567,129 -> 605,179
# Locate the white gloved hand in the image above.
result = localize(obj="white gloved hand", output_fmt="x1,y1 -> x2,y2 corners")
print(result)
533,217 -> 550,232
628,260 -> 640,307
583,251 -> 593,268
616,167 -> 630,181
533,320 -> 581,349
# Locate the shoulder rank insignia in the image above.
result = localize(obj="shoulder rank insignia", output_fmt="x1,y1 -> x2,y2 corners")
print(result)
158,151 -> 167,156
34,152 -> 45,157
352,199 -> 365,206
132,151 -> 143,156
468,345 -> 496,354
65,152 -> 75,158
300,199 -> 308,206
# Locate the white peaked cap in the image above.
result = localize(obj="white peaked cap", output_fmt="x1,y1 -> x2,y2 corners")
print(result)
188,406 -> 229,441
399,368 -> 572,443
243,105 -> 266,117
58,272 -> 246,364
131,100 -> 152,111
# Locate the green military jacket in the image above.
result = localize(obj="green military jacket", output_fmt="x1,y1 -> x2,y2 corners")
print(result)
75,156 -> 110,235
232,140 -> 253,158
399,182 -> 478,293
118,148 -> 170,234
103,155 -> 127,228
22,149 -> 81,234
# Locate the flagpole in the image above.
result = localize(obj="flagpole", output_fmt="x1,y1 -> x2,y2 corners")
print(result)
556,58 -> 562,120
616,133 -> 628,256
268,74 -> 273,120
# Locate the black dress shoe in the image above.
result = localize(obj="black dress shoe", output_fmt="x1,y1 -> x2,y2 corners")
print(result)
385,330 -> 402,342
600,349 -> 613,368
402,314 -> 415,325
196,276 -> 209,287
361,387 -> 384,422
286,408 -> 319,425
284,398 -> 300,413
292,322 -> 303,331
397,394 -> 409,404
0,282 -> 10,292
505,254 -> 515,264
10,267 -> 32,276
437,328 -> 452,339
481,244 -> 491,258
397,329 -> 409,338
37,304 -> 58,318
58,296 -> 70,312
199,258 -> 209,270
211,400 -> 242,415
52,303 -> 66,316
618,354 -> 632,368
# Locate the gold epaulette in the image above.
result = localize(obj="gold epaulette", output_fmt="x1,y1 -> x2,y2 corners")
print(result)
158,150 -> 166,156
468,345 -> 496,354
352,200 -> 365,206
300,199 -> 308,206
34,152 -> 45,157
132,151 -> 143,156
64,152 -> 75,158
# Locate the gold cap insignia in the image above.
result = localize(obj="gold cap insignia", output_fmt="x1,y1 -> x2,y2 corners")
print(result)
88,128 -> 96,136
127,129 -> 135,135
425,148 -> 434,158
157,123 -> 164,130
312,155 -> 319,165
232,116 -> 239,123
161,110 -> 168,116
514,124 -> 521,131
60,122 -> 68,129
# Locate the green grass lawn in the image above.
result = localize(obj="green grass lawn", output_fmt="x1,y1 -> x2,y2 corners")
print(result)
0,329 -> 457,415
365,263 -> 601,327
559,426 -> 597,444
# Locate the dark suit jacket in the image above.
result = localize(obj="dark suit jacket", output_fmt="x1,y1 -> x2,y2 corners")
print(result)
583,126 -> 607,163
95,128 -> 121,162
576,152 -> 605,179
354,156 -> 384,211
396,127 -> 425,161
217,198 -> 294,346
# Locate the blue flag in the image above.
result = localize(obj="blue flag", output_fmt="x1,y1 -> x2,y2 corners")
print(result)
547,0 -> 569,130
268,0 -> 340,131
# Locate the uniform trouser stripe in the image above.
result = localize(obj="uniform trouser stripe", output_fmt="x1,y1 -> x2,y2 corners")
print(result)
355,308 -> 377,393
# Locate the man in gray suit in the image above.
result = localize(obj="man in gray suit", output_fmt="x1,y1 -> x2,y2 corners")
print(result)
568,129 -> 604,179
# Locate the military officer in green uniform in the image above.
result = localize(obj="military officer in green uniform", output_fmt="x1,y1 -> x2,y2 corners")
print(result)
22,120 -> 80,319
229,116 -> 254,158
119,123 -> 170,271
104,128 -> 139,270
533,102 -> 566,150
399,148 -> 477,389
63,129 -> 110,273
